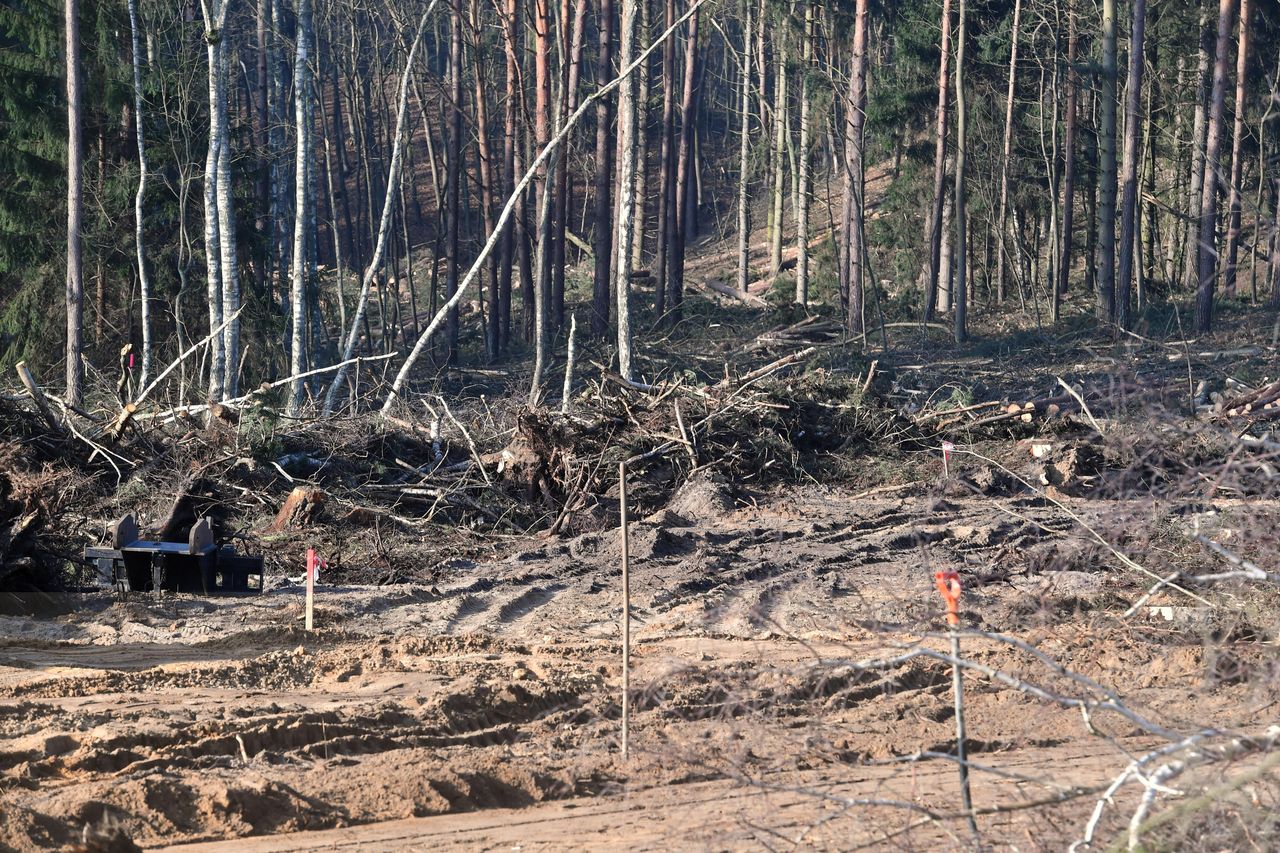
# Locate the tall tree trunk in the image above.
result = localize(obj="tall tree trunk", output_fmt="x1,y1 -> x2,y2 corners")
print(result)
287,0 -> 313,415
533,0 -> 553,336
552,0 -> 587,329
614,0 -> 638,380
993,0 -> 1021,305
1184,3 -> 1213,291
845,0 -> 868,335
255,0 -> 270,301
923,0 -> 953,321
953,0 -> 967,342
1194,0 -> 1237,333
65,0 -> 84,407
666,0 -> 700,325
216,33 -> 239,396
499,0 -> 522,353
654,0 -> 676,318
735,0 -> 752,295
471,0 -> 501,361
1057,0 -> 1077,313
128,0 -> 152,387
794,0 -> 813,306
1096,0 -> 1118,321
591,0 -> 615,337
201,1 -> 230,403
1223,0 -> 1250,297
629,0 -> 652,271
768,30 -> 787,279
444,2 -> 463,364
1115,0 -> 1147,329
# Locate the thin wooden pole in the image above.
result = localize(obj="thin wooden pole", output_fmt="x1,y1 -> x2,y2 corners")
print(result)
619,460 -> 631,760
305,547 -> 316,631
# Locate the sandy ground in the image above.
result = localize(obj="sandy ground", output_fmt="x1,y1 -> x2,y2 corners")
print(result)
1,482 -> 1274,850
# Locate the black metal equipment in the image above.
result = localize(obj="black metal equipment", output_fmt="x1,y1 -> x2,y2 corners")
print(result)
84,513 -> 264,595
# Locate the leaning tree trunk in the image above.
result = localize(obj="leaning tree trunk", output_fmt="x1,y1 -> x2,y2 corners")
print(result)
321,5 -> 433,415
794,0 -> 813,306
1223,0 -> 1250,298
993,0 -> 1021,305
845,0 -> 868,335
614,0 -> 639,381
1115,0 -> 1147,330
1096,0 -> 1118,321
923,0 -> 953,322
127,0 -> 152,387
591,0 -> 615,338
1194,0 -> 1237,333
65,0 -> 84,407
287,0 -> 314,416
953,0 -> 967,342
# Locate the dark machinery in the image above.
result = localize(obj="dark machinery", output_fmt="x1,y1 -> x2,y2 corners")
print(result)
84,513 -> 264,595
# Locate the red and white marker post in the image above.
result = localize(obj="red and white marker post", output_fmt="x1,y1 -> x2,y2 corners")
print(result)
305,548 -> 319,631
941,440 -> 955,477
935,568 -> 978,837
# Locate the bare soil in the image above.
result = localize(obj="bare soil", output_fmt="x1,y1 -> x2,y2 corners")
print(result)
3,474 -> 1277,850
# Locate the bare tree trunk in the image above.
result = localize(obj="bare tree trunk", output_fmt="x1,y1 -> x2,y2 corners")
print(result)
444,2 -> 464,364
591,0 -> 615,337
1223,0 -> 1250,298
216,33 -> 239,396
1096,0 -> 1118,321
653,0 -> 675,317
553,0 -> 587,329
794,0 -> 813,306
65,0 -> 84,407
1184,3 -> 1212,291
768,29 -> 787,279
630,0 -> 652,271
953,0 -> 967,342
938,190 -> 953,314
735,0 -> 752,295
1115,0 -> 1147,329
1057,0 -> 1077,313
1194,0 -> 1237,333
845,0 -> 868,335
499,0 -> 522,353
993,0 -> 1021,305
614,0 -> 638,380
923,0 -> 953,322
667,0 -> 700,324
128,0 -> 152,387
470,0 -> 501,360
201,1 -> 230,403
533,0 -> 553,336
287,0 -> 313,415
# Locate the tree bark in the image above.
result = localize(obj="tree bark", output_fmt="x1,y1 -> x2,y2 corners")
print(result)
768,30 -> 787,279
923,0 -> 952,322
734,0 -> 752,295
1096,0 -> 1118,321
844,0 -> 868,335
287,0 -> 313,415
666,0 -> 700,325
65,0 -> 84,407
794,0 -> 813,306
993,0 -> 1021,305
614,0 -> 639,380
553,0 -> 587,329
1194,0 -> 1237,333
470,0 -> 501,360
1184,2 -> 1213,291
128,0 -> 152,388
953,0 -> 967,342
1115,0 -> 1147,329
444,3 -> 464,364
1057,0 -> 1077,314
591,0 -> 615,338
653,0 -> 676,318
1223,0 -> 1250,297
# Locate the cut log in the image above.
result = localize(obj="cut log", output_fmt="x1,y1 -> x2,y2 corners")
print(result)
14,362 -> 63,435
701,277 -> 768,306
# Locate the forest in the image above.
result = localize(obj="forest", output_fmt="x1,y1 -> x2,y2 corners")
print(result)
3,0 -> 1280,849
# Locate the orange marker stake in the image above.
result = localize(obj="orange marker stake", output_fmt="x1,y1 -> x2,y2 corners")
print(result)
305,548 -> 316,631
935,568 -> 978,838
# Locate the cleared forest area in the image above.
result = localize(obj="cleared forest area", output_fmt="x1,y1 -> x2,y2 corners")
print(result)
3,0 -> 1280,849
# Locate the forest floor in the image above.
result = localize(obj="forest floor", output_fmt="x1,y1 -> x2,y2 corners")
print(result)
3,284 -> 1280,850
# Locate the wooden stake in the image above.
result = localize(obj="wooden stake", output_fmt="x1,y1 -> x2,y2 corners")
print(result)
936,569 -> 977,838
619,460 -> 631,761
305,548 -> 316,631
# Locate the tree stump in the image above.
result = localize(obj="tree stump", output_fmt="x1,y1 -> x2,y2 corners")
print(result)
270,487 -> 327,532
